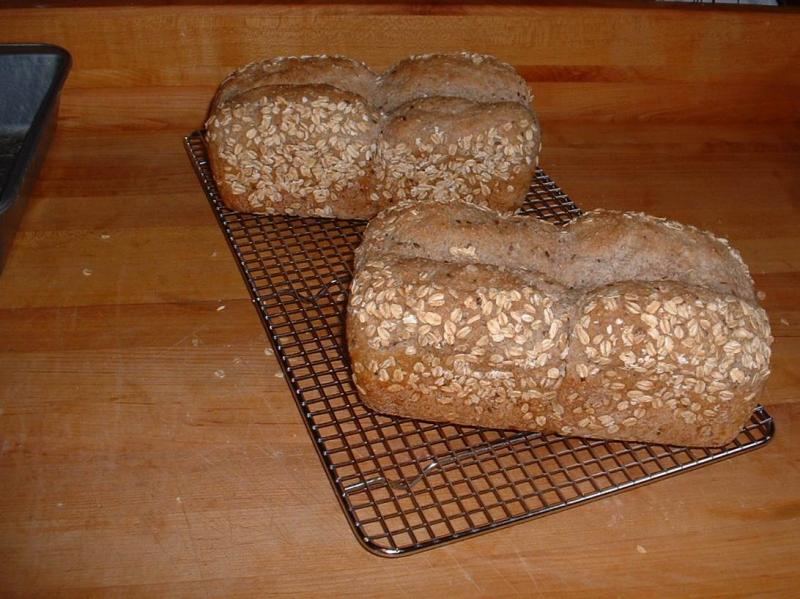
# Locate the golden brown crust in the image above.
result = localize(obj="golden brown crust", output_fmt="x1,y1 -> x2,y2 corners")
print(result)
559,281 -> 770,446
347,200 -> 772,447
356,200 -> 757,302
563,210 -> 756,303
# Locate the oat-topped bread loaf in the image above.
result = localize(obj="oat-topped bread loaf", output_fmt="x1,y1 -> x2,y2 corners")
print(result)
347,200 -> 772,447
205,52 -> 539,218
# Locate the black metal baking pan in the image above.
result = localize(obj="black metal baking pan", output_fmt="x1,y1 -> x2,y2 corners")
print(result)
0,44 -> 71,273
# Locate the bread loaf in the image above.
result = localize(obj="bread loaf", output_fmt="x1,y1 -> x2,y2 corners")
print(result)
205,52 -> 539,218
347,200 -> 772,447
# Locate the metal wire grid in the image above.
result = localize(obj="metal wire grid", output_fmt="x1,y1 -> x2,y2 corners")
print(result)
184,131 -> 774,557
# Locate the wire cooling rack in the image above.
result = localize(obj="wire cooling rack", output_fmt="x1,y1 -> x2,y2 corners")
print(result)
184,130 -> 774,557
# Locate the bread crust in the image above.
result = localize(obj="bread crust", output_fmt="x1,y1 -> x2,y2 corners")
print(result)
376,52 -> 533,113
206,84 -> 381,219
373,97 -> 540,213
347,200 -> 772,447
212,55 -> 377,109
206,53 -> 540,218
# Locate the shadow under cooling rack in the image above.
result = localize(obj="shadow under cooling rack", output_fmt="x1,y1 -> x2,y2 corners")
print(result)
184,130 -> 774,557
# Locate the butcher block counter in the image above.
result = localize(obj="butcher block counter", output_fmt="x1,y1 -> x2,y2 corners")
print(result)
1,3 -> 799,597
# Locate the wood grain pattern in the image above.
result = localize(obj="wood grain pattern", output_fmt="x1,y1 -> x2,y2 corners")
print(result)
0,4 -> 799,597
2,4 -> 800,124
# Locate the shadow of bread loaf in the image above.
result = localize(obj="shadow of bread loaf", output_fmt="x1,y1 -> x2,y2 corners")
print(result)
205,52 -> 540,218
347,199 -> 772,447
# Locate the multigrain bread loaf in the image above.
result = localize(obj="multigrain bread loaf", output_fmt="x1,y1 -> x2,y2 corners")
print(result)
347,200 -> 772,447
205,52 -> 540,218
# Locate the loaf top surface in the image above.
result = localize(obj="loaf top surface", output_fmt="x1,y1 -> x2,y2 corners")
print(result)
376,52 -> 533,113
212,55 -> 377,109
356,199 -> 757,303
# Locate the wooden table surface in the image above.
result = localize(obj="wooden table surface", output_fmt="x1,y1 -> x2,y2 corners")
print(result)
1,3 -> 799,597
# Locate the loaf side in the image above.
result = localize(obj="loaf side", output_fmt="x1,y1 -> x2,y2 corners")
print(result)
372,97 -> 540,214
206,84 -> 381,218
